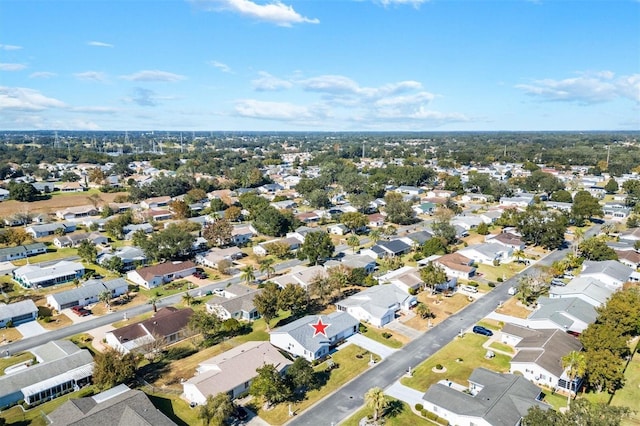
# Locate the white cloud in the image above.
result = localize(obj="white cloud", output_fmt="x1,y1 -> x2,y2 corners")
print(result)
0,44 -> 22,51
235,99 -> 327,121
74,71 -> 108,82
192,0 -> 319,26
374,92 -> 435,107
0,87 -> 66,111
252,71 -> 293,91
120,70 -> 186,82
379,0 -> 428,7
71,106 -> 118,114
0,63 -> 27,71
87,41 -> 114,48
68,119 -> 101,130
30,71 -> 57,79
208,60 -> 232,73
517,71 -> 640,104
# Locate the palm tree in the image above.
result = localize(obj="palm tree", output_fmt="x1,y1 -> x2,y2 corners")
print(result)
572,228 -> 585,254
182,292 -> 194,306
364,387 -> 386,422
346,235 -> 360,254
240,265 -> 256,285
99,290 -> 111,311
415,302 -> 432,319
258,258 -> 275,280
561,350 -> 586,407
369,229 -> 381,244
514,249 -> 526,264
148,296 -> 159,313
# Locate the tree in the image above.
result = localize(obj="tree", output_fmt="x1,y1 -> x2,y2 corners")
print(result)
104,256 -> 124,273
578,237 -> 617,261
198,393 -> 235,426
583,349 -> 625,394
140,224 -> 195,261
298,231 -> 335,265
258,257 -> 276,280
431,207 -> 457,245
516,273 -> 549,306
8,182 -> 39,202
444,175 -> 464,194
4,228 -> 29,246
99,290 -> 111,311
92,347 -> 138,390
364,387 -> 387,422
182,292 -> 194,306
87,193 -> 103,209
476,221 -> 489,235
240,265 -> 255,285
265,241 -> 292,259
308,189 -> 330,208
513,249 -> 526,264
340,212 -> 368,233
253,282 -> 280,330
384,192 -> 416,225
308,274 -> 332,305
596,287 -> 640,337
572,190 -> 603,226
419,262 -> 447,294
523,399 -> 631,426
415,302 -> 433,319
285,357 -> 316,393
188,310 -> 222,344
550,189 -> 573,203
253,207 -> 292,237
346,235 -> 360,253
185,188 -> 207,204
224,205 -> 242,222
77,239 -> 98,263
148,296 -> 159,313
250,364 -> 291,408
562,350 -> 586,405
203,219 -> 233,247
604,178 -> 619,194
422,237 -> 447,256
278,283 -> 308,318
368,229 -> 382,244
169,200 -> 191,219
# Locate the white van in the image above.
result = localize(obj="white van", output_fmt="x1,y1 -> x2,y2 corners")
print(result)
462,285 -> 478,293
508,286 -> 518,295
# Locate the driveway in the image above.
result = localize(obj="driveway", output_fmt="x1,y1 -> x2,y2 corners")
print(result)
384,319 -> 423,341
88,324 -> 115,353
341,334 -> 397,359
385,381 -> 425,409
16,321 -> 47,338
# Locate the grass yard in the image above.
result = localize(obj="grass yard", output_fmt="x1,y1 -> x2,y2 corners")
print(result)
0,351 -> 34,376
361,324 -> 407,348
11,247 -> 78,266
540,390 -> 570,411
401,333 -> 511,392
489,341 -> 515,355
476,319 -> 503,331
341,398 -> 434,426
476,262 -> 526,283
146,390 -> 198,426
39,312 -> 73,330
495,297 -> 532,319
0,190 -> 120,216
612,352 -> 640,425
256,344 -> 380,425
404,293 -> 471,330
0,326 -> 23,344
0,386 -> 96,426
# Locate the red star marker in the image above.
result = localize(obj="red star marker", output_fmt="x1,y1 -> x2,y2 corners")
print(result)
310,317 -> 330,338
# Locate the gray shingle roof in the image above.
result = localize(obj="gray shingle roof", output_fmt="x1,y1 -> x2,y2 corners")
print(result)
530,297 -> 597,326
510,328 -> 583,377
0,299 -> 37,321
581,260 -> 633,284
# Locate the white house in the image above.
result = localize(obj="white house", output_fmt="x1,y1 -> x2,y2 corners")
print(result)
183,341 -> 292,405
126,261 -> 197,289
579,260 -> 633,288
46,278 -> 128,311
549,276 -> 615,307
270,312 -> 359,361
335,284 -> 416,327
205,286 -> 262,321
195,247 -> 243,269
13,261 -> 84,289
0,299 -> 38,327
433,252 -> 476,280
458,242 -> 512,265
527,297 -> 597,334
376,266 -> 424,293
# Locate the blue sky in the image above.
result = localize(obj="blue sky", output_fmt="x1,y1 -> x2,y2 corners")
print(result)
1,0 -> 639,131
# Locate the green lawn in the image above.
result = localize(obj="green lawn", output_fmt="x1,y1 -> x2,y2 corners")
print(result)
540,390 -> 569,411
361,325 -> 404,349
12,247 -> 77,266
401,333 -> 511,392
0,351 -> 34,376
476,262 -> 526,283
257,344 -> 380,425
341,398 -> 434,426
612,352 -> 640,425
146,391 -> 198,426
489,341 -> 515,354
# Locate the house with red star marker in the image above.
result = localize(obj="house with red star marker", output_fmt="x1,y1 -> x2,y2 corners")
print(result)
269,312 -> 359,361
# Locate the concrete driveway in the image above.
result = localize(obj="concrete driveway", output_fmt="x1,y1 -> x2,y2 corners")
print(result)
384,319 -> 423,341
341,333 -> 397,359
385,381 -> 425,408
16,321 -> 47,338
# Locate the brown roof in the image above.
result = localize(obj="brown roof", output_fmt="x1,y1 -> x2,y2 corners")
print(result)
435,252 -> 474,273
110,307 -> 193,343
493,232 -> 524,246
616,250 -> 640,264
137,260 -> 197,281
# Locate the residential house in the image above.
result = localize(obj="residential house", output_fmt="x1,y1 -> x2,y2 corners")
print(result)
53,232 -> 107,248
479,210 -> 503,224
328,223 -> 349,235
377,266 -> 424,293
47,384 -> 176,426
271,264 -> 327,290
205,286 -> 263,321
458,242 -> 512,265
0,242 -> 47,262
615,250 -> 640,269
296,211 -> 321,224
335,284 -> 416,327
55,205 -> 99,221
487,232 -> 526,251
270,199 -> 297,210
0,188 -> 10,201
619,227 -> 640,243
413,202 -> 436,216
13,260 -> 84,289
502,324 -> 584,393
138,209 -> 173,222
105,307 -> 193,354
0,299 -> 38,327
433,252 -> 476,280
451,215 -> 484,231
580,260 -> 633,288
231,224 -> 257,245
32,182 -> 56,194
46,278 -> 128,311
286,226 -> 319,243
0,340 -> 93,409
545,201 -> 573,213
404,230 -> 434,246
549,276 -> 615,307
140,196 -> 171,209
395,186 -> 423,196
499,195 -> 534,208
270,311 -> 359,361
527,296 -> 597,334
324,254 -> 377,274
126,261 -> 197,289
97,246 -> 147,271
183,341 -> 292,405
58,182 -> 86,193
367,213 -> 386,228
253,236 -> 302,257
122,223 -> 154,240
195,247 -> 243,269
421,368 -> 549,426
361,239 -> 412,259
26,222 -> 76,238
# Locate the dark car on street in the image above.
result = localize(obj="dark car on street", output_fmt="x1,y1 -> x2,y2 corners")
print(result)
472,325 -> 493,336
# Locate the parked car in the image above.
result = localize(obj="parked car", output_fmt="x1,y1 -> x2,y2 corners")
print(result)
71,306 -> 91,317
193,271 -> 208,279
472,325 -> 493,336
550,279 -> 566,287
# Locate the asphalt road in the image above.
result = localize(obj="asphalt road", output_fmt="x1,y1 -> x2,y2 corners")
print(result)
290,226 -> 601,426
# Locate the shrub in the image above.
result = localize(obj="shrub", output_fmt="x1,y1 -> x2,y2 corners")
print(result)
421,409 -> 427,417
415,403 -> 424,411
359,323 -> 368,333
468,281 -> 479,287
42,316 -> 52,323
488,282 -> 496,288
435,363 -> 443,370
408,287 -> 417,295
382,332 -> 392,339
497,277 -> 503,282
